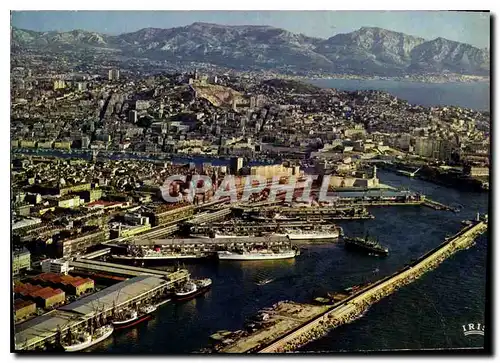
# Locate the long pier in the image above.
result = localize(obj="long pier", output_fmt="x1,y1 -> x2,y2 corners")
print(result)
257,220 -> 487,353
185,208 -> 232,226
129,236 -> 292,251
209,219 -> 486,353
69,258 -> 190,286
190,221 -> 340,235
14,275 -> 178,351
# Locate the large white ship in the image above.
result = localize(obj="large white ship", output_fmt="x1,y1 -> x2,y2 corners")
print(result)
190,233 -> 251,239
111,252 -> 199,260
284,230 -> 340,241
62,325 -> 114,352
272,227 -> 342,241
217,249 -> 298,261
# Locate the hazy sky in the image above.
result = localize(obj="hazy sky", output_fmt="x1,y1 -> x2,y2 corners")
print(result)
11,11 -> 490,48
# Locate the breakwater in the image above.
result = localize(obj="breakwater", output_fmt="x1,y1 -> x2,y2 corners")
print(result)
256,219 -> 487,353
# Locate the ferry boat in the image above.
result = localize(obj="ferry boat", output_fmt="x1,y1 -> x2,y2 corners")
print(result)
174,278 -> 212,301
112,305 -> 157,330
217,248 -> 298,261
62,325 -> 114,352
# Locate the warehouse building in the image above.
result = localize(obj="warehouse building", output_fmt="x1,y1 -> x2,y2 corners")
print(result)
15,276 -> 168,351
59,275 -> 168,317
147,203 -> 194,226
14,299 -> 37,322
56,228 -> 109,257
27,273 -> 94,296
14,282 -> 66,309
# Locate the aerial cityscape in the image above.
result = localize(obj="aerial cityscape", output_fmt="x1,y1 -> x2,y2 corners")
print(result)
11,10 -> 490,354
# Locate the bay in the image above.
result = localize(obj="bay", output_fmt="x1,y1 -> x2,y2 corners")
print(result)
306,78 -> 490,111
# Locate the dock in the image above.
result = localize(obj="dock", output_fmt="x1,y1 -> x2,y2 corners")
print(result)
422,198 -> 457,211
128,236 -> 291,251
186,208 -> 232,226
69,258 -> 190,285
14,275 -> 178,351
208,219 -> 487,353
190,221 -> 341,236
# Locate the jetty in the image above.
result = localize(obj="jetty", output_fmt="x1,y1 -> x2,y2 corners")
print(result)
206,219 -> 487,353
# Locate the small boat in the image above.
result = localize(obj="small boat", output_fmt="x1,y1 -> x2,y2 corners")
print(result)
174,278 -> 212,301
112,310 -> 138,327
256,278 -> 274,286
62,325 -> 114,352
112,305 -> 157,330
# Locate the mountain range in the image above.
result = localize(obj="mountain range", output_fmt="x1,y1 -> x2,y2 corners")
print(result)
11,22 -> 490,76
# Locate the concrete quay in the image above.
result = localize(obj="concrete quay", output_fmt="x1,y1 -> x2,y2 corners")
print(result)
255,220 -> 487,353
14,275 -> 179,351
190,221 -> 341,235
185,208 -> 232,226
133,236 -> 292,251
333,198 -> 454,211
69,258 -> 190,285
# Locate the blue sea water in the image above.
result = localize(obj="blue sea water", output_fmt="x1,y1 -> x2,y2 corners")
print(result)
306,78 -> 490,111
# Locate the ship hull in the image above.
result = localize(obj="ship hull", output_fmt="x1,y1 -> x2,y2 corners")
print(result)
344,241 -> 388,256
217,251 -> 296,261
286,232 -> 339,241
174,284 -> 212,301
63,326 -> 114,352
113,312 -> 154,330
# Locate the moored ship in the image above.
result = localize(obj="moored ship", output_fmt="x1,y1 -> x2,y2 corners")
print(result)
112,305 -> 157,330
273,226 -> 342,241
251,213 -> 300,222
217,248 -> 298,261
284,229 -> 340,241
174,278 -> 212,301
344,235 -> 389,256
62,325 -> 114,352
190,233 -> 251,239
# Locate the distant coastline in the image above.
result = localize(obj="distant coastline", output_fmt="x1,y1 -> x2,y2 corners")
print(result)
303,77 -> 490,111
286,73 -> 489,84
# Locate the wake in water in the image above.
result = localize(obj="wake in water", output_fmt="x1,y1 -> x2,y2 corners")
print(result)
256,278 -> 275,286
254,270 -> 275,286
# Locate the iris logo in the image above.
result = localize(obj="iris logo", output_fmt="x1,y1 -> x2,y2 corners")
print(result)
462,322 -> 485,336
